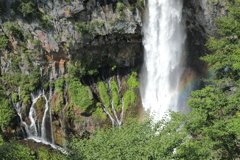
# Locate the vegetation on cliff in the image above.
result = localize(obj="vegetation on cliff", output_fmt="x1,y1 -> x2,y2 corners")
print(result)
1,0 -> 240,159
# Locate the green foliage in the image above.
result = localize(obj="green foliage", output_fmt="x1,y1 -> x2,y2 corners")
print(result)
0,141 -> 35,160
92,107 -> 107,119
123,90 -> 135,111
32,40 -> 42,49
202,0 -> 240,83
55,78 -> 65,95
0,35 -> 8,49
11,93 -> 18,103
178,85 -> 240,159
116,2 -> 125,12
11,0 -> 37,20
68,112 -> 187,159
2,69 -> 41,103
127,71 -> 139,89
98,81 -> 111,109
0,89 -> 15,131
68,80 -> 93,111
110,79 -> 121,111
8,53 -> 22,72
75,22 -> 97,34
123,72 -> 139,110
128,6 -> 135,12
182,1 -> 240,159
11,0 -> 52,28
137,0 -> 144,5
51,79 -> 65,113
37,147 -> 66,160
3,22 -> 22,39
37,16 -> 52,28
66,63 -> 86,81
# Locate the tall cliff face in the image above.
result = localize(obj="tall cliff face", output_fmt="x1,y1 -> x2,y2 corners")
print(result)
0,0 -> 227,146
1,0 -> 143,78
183,0 -> 227,76
0,0 -> 144,145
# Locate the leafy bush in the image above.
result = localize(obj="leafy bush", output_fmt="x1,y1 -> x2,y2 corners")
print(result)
11,0 -> 37,19
2,69 -> 41,103
68,113 -> 187,159
3,22 -> 22,39
0,35 -> 8,49
116,2 -> 125,12
75,22 -> 97,34
0,86 -> 15,131
37,16 -> 52,28
55,78 -> 65,95
0,141 -> 35,160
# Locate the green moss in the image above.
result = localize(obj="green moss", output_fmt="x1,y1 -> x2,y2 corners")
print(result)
68,80 -> 93,111
98,81 -> 111,109
34,96 -> 46,114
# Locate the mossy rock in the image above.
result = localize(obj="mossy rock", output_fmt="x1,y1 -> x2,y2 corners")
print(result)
34,96 -> 46,119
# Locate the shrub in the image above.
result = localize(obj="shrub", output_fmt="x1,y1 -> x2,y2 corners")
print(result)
0,35 -> 8,49
116,2 -> 125,12
11,0 -> 37,19
68,80 -> 93,111
3,22 -> 22,39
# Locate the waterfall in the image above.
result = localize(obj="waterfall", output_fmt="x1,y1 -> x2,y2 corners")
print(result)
41,90 -> 50,141
13,88 -> 67,154
29,91 -> 42,137
141,0 -> 186,120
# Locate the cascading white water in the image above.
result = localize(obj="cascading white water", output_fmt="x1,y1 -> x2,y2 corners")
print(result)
13,89 -> 67,154
29,92 -> 42,137
41,90 -> 50,141
141,0 -> 186,120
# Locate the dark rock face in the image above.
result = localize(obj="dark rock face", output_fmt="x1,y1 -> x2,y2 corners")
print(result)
183,0 -> 227,76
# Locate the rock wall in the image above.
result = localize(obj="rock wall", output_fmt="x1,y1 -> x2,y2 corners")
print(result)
183,0 -> 227,75
0,0 -> 144,144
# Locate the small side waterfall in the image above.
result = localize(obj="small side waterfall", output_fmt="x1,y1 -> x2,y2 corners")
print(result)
15,90 -> 53,141
141,0 -> 187,120
29,91 -> 42,137
13,88 -> 67,154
